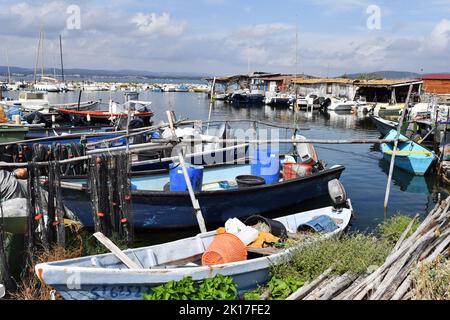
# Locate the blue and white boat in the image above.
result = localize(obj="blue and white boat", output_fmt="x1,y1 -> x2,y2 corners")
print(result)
34,196 -> 353,300
60,157 -> 345,230
381,130 -> 436,175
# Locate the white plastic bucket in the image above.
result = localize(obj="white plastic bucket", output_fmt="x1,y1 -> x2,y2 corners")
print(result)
236,226 -> 259,246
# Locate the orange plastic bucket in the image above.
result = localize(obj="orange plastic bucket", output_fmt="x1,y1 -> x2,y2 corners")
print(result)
202,233 -> 248,266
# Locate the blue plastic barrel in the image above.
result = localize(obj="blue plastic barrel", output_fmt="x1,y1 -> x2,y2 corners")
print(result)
251,148 -> 280,184
150,131 -> 161,139
169,163 -> 204,192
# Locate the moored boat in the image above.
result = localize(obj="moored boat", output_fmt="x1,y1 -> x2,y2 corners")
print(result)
370,115 -> 398,136
381,130 -> 436,175
60,157 -> 345,230
35,194 -> 353,300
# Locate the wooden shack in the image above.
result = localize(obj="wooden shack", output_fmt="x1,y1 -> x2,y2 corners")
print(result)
422,74 -> 450,95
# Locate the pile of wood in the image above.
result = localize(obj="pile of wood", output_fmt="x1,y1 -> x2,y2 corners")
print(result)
287,197 -> 450,300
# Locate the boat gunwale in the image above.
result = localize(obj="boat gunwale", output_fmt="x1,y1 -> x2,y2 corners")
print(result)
62,165 -> 346,197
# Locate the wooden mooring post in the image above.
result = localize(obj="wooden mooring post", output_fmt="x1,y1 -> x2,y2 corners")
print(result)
383,84 -> 413,213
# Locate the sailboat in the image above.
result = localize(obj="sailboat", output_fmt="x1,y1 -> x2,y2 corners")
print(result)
32,28 -> 65,92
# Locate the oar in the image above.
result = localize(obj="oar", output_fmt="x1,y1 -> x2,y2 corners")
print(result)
93,232 -> 142,269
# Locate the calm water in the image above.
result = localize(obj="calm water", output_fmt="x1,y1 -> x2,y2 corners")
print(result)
5,90 -> 449,234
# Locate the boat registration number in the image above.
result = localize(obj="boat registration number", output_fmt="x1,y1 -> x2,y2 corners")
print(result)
89,285 -> 151,300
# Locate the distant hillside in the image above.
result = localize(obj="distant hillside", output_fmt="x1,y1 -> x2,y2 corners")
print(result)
0,66 -> 208,80
343,71 -> 422,80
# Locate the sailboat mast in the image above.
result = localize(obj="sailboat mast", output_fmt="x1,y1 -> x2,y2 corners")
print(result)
295,17 -> 298,81
41,29 -> 45,79
5,48 -> 11,84
59,35 -> 65,83
34,29 -> 42,84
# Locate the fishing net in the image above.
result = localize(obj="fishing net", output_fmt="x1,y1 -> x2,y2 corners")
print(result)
88,153 -> 134,245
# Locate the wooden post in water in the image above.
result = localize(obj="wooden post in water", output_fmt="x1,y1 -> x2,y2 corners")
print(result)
206,77 -> 216,134
384,84 -> 413,212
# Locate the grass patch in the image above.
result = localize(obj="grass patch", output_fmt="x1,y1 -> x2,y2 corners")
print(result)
377,215 -> 420,244
246,214 -> 422,300
412,257 -> 450,300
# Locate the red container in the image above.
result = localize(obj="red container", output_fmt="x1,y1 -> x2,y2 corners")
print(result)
283,163 -> 313,181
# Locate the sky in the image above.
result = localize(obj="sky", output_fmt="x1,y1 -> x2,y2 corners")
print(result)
0,0 -> 449,76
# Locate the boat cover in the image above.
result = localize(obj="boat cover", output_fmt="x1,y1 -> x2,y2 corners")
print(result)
298,215 -> 339,233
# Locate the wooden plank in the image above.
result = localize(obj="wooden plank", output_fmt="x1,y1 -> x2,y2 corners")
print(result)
93,232 -> 142,269
286,268 -> 333,300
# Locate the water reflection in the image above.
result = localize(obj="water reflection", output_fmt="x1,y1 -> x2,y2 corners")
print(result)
378,159 -> 434,195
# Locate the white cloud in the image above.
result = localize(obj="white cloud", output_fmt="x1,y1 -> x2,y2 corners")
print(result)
236,23 -> 292,38
131,12 -> 186,37
427,19 -> 450,51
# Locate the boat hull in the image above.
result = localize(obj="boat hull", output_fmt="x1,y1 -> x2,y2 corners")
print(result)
370,116 -> 397,136
382,153 -> 434,175
381,130 -> 436,175
61,166 -> 345,230
35,205 -> 352,300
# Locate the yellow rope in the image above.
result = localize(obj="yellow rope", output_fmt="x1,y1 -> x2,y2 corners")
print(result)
384,150 -> 433,156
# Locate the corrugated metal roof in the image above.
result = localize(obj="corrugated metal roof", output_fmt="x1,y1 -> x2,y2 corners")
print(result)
422,74 -> 450,80
291,78 -> 421,87
291,78 -> 354,84
256,76 -> 294,81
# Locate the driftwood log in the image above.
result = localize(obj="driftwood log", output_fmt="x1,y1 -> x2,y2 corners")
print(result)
287,197 -> 450,300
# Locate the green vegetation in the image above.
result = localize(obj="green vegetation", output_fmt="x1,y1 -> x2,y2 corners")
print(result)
412,257 -> 450,300
377,215 -> 420,244
143,275 -> 238,300
245,215 -> 419,300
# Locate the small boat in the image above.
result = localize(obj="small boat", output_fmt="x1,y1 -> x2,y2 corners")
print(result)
175,85 -> 190,92
381,130 -> 436,175
370,115 -> 398,136
162,84 -> 176,92
0,124 -> 29,143
35,193 -> 353,300
56,100 -> 154,125
264,93 -> 291,107
377,103 -> 405,113
25,125 -> 115,139
326,98 -> 356,112
231,90 -> 265,106
0,91 -> 49,112
60,157 -> 345,230
292,94 -> 322,110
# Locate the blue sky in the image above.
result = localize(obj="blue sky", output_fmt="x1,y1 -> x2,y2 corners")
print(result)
0,0 -> 449,76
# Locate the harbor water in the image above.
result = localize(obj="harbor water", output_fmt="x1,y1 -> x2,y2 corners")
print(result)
4,89 -> 448,233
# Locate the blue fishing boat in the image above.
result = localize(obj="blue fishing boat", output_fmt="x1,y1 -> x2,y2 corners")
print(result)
381,130 -> 436,175
60,161 -> 345,230
35,196 -> 353,300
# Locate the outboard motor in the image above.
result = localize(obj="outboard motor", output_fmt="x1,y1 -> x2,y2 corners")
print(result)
322,98 -> 332,110
328,179 -> 347,212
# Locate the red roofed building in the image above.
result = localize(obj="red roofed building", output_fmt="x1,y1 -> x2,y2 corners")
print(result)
422,74 -> 450,94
